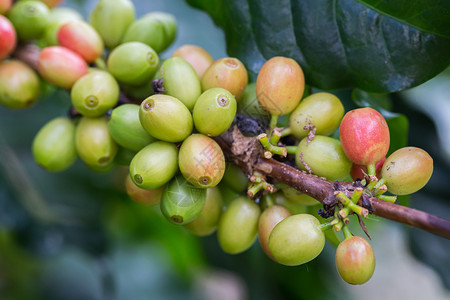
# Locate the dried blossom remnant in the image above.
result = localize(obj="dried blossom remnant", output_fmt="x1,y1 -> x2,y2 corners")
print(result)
303,119 -> 316,145
152,78 -> 167,94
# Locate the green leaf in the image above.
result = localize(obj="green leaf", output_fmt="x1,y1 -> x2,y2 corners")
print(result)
355,0 -> 450,39
187,0 -> 450,93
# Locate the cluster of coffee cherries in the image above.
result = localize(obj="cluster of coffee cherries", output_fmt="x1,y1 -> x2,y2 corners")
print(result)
0,0 -> 434,286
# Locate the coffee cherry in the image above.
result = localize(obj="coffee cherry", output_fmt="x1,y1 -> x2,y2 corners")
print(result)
57,20 -> 104,63
281,186 -> 319,206
237,82 -> 269,119
271,192 -> 309,215
108,104 -> 156,152
0,0 -> 12,15
114,147 -> 136,166
184,186 -> 223,236
71,70 -> 119,117
38,46 -> 88,89
120,82 -> 154,101
178,134 -> 225,188
90,0 -> 135,49
42,7 -> 83,46
201,57 -> 248,100
221,163 -> 249,193
0,60 -> 40,109
289,92 -> 344,139
268,214 -> 325,266
160,175 -> 207,225
139,94 -> 193,143
122,12 -> 177,53
173,44 -> 213,79
217,196 -> 261,254
193,88 -> 237,136
0,15 -> 16,61
129,141 -> 178,189
32,117 -> 77,172
107,42 -> 159,86
155,57 -> 201,110
125,174 -> 164,206
381,147 -> 433,195
256,56 -> 305,116
339,107 -> 390,166
295,135 -> 352,180
8,1 -> 49,41
336,236 -> 375,285
75,117 -> 118,171
258,205 -> 291,260
351,157 -> 386,180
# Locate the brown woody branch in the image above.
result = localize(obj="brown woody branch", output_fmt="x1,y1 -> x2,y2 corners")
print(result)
12,44 -> 450,239
217,126 -> 450,239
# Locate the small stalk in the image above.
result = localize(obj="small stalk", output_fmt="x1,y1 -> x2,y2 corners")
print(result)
378,194 -> 397,203
366,163 -> 376,176
248,182 -> 264,198
280,127 -> 292,137
336,191 -> 369,218
374,184 -> 388,196
333,221 -> 344,232
342,224 -> 353,240
269,114 -> 279,132
373,178 -> 386,190
258,133 -> 287,157
339,207 -> 350,218
270,128 -> 282,145
94,57 -> 107,70
320,222 -> 334,232
286,146 -> 297,155
350,187 -> 363,203
366,177 -> 379,191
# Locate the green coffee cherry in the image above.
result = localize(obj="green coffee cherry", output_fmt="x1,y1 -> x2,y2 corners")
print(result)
71,70 -> 119,117
160,175 -> 206,225
258,205 -> 291,260
108,104 -> 156,152
217,196 -> 261,254
32,117 -> 77,172
155,57 -> 201,110
184,187 -> 223,236
8,1 -> 49,41
0,60 -> 40,109
122,12 -> 176,53
221,163 -> 249,193
139,94 -> 193,143
193,88 -> 237,136
281,186 -> 319,206
75,117 -> 118,170
178,134 -> 225,188
121,82 -> 154,101
129,141 -> 178,189
295,135 -> 352,181
107,42 -> 159,85
145,12 -> 177,49
114,147 -> 136,166
125,175 -> 164,206
237,82 -> 270,119
42,7 -> 82,46
90,0 -> 135,49
268,214 -> 325,266
289,92 -> 344,139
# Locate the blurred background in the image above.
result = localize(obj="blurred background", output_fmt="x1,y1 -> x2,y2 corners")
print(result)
0,0 -> 449,299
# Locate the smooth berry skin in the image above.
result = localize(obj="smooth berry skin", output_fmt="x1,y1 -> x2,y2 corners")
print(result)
381,147 -> 433,195
339,107 -> 390,166
258,205 -> 291,260
336,236 -> 375,285
173,44 -> 213,79
256,56 -> 305,116
0,15 -> 16,61
38,46 -> 88,89
0,0 -> 12,15
57,20 -> 104,63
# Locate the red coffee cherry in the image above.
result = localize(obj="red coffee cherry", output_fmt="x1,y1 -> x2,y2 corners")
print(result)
339,107 -> 390,166
0,15 -> 16,61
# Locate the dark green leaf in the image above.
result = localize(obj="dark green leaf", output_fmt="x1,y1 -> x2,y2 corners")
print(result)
187,0 -> 450,92
355,0 -> 450,38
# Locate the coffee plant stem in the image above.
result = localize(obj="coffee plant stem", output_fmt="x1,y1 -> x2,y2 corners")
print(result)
13,47 -> 450,240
